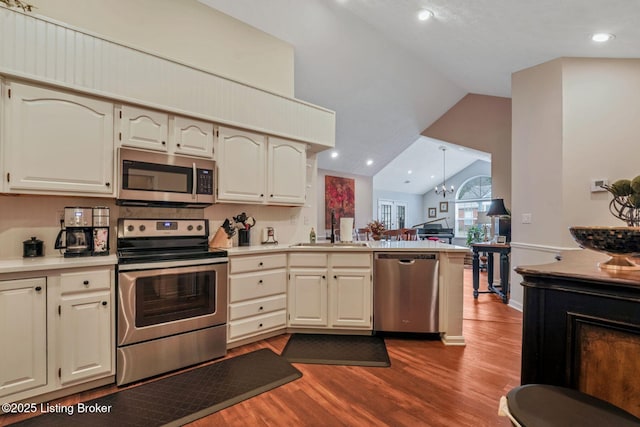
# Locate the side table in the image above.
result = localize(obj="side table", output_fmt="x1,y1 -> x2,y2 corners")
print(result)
471,242 -> 511,303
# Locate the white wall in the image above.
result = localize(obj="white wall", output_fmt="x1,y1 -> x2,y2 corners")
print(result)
510,58 -> 640,310
30,0 -> 294,97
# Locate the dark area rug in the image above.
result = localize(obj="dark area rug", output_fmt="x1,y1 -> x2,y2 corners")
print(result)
281,334 -> 391,367
12,348 -> 301,427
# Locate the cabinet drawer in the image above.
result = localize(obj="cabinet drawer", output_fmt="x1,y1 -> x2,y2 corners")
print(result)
230,253 -> 287,274
331,253 -> 371,268
228,310 -> 286,341
229,294 -> 287,321
60,269 -> 111,294
229,270 -> 286,302
288,252 -> 328,267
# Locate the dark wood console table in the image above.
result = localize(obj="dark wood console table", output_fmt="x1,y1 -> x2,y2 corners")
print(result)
516,250 -> 640,419
471,242 -> 510,303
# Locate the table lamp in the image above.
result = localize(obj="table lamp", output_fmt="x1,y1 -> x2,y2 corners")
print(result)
486,198 -> 511,242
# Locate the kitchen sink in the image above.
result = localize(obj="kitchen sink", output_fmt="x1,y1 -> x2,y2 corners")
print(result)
290,242 -> 369,248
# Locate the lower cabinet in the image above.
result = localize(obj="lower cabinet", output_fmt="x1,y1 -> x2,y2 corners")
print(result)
59,270 -> 113,385
0,277 -> 47,398
0,267 -> 115,405
227,253 -> 288,345
288,252 -> 372,330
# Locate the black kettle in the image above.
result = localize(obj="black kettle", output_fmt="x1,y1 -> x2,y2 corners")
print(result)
23,236 -> 44,257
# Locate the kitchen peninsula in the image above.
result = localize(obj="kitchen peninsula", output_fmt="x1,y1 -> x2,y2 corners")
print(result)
225,240 -> 468,347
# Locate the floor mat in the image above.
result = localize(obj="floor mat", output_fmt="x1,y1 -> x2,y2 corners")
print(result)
12,348 -> 301,427
281,334 -> 391,367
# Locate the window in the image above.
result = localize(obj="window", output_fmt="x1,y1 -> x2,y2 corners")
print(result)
454,176 -> 492,237
377,199 -> 408,230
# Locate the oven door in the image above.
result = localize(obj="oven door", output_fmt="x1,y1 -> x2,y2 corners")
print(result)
117,260 -> 227,346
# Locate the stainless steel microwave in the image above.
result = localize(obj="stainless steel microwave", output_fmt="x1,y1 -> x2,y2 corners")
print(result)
117,147 -> 215,207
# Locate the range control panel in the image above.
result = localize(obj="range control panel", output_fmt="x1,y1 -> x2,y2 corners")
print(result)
118,219 -> 209,238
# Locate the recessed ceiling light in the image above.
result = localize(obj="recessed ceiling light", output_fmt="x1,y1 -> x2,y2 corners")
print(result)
366,159 -> 373,166
408,170 -> 413,174
592,33 -> 615,42
417,9 -> 433,21
331,151 -> 338,158
430,175 -> 435,179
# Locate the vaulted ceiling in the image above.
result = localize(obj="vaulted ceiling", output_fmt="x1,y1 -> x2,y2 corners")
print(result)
200,0 -> 640,193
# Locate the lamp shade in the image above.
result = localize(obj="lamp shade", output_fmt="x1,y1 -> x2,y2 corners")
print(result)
486,198 -> 509,217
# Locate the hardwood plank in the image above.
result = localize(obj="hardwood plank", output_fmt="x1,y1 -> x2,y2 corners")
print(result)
1,267 -> 522,427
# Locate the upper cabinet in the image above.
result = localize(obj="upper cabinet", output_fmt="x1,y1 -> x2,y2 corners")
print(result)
118,105 -> 214,158
216,127 -> 307,205
2,81 -> 115,196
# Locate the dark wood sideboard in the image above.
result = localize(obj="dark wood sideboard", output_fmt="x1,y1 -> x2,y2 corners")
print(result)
515,250 -> 640,419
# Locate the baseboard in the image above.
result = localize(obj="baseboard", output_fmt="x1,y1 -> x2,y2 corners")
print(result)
440,333 -> 466,346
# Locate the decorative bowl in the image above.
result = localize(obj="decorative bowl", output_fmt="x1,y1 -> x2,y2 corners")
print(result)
569,226 -> 640,270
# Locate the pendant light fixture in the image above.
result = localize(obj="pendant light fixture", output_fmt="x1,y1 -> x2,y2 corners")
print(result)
435,146 -> 454,198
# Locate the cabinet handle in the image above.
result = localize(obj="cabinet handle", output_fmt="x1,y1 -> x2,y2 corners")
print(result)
334,275 -> 337,279
162,141 -> 166,145
105,182 -> 111,187
258,279 -> 263,284
83,280 -> 89,285
258,323 -> 263,328
260,194 -> 264,197
322,275 -> 326,279
270,194 -> 273,197
177,143 -> 181,147
102,301 -> 108,306
259,262 -> 263,267
35,286 -> 42,292
259,306 -> 264,311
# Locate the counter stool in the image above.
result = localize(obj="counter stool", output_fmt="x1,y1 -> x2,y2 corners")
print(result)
498,384 -> 640,427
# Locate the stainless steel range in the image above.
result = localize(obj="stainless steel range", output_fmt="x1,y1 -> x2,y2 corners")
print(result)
116,218 -> 228,385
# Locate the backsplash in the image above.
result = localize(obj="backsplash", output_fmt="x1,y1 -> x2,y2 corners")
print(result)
0,195 -> 316,259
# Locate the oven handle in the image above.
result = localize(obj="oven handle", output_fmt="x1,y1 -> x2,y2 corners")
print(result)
118,257 -> 228,272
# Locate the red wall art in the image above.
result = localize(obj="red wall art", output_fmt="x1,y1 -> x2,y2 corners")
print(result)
324,175 -> 355,229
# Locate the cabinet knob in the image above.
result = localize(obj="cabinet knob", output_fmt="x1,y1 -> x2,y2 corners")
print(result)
259,262 -> 263,267
105,182 -> 111,187
334,275 -> 337,279
258,323 -> 263,328
258,279 -> 263,284
259,306 -> 264,311
322,275 -> 326,279
260,194 -> 264,197
35,286 -> 42,292
162,141 -> 166,145
177,143 -> 181,147
102,301 -> 107,306
83,280 -> 90,285
270,194 -> 273,198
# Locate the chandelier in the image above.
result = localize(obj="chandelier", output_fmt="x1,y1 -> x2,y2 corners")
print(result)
434,146 -> 454,198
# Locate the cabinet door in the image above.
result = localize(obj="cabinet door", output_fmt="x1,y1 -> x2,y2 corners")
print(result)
288,269 -> 328,327
119,105 -> 168,152
216,127 -> 266,203
330,269 -> 372,328
59,291 -> 112,385
173,116 -> 214,158
0,278 -> 46,398
267,137 -> 307,205
3,82 -> 114,195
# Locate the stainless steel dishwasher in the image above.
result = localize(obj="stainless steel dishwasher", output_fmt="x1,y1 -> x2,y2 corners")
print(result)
373,252 -> 439,333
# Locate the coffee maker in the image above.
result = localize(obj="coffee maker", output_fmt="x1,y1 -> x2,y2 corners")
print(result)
55,207 -> 94,257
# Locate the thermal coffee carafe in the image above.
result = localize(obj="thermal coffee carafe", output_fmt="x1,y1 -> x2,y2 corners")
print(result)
92,207 -> 110,256
55,207 -> 94,257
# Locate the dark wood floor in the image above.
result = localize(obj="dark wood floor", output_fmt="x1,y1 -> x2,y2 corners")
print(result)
1,268 -> 522,427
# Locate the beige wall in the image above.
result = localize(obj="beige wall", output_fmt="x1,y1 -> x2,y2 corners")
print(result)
510,57 -> 640,308
421,94 -> 512,209
31,0 -> 294,96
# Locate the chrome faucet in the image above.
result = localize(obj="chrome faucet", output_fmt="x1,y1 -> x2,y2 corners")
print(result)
330,210 -> 336,243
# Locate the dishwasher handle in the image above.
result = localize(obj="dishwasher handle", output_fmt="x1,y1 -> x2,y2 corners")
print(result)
375,253 -> 438,261
398,259 -> 416,265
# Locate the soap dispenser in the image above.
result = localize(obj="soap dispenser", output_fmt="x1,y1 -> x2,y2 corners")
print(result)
309,227 -> 316,244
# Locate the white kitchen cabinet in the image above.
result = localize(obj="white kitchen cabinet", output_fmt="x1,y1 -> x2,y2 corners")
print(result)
58,269 -> 113,385
216,127 -> 266,203
288,252 -> 372,330
267,137 -> 307,205
216,127 -> 307,205
0,277 -> 47,398
2,81 -> 114,196
118,105 -> 214,158
227,253 -> 287,345
119,105 -> 169,152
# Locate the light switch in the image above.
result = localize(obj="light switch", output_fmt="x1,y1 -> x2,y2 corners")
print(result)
522,213 -> 532,224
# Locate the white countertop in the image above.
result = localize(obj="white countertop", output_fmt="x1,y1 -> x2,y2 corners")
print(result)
225,240 -> 469,255
0,255 -> 117,275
